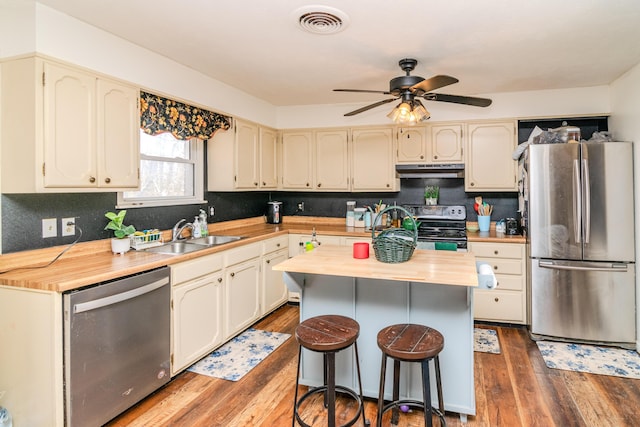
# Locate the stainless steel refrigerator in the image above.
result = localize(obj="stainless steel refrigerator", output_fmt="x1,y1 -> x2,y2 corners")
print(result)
525,141 -> 636,347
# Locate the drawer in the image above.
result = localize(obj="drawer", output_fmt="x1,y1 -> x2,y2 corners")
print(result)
494,274 -> 524,291
474,289 -> 525,323
224,241 -> 261,266
476,257 -> 524,276
262,235 -> 288,254
172,253 -> 223,285
470,242 -> 524,259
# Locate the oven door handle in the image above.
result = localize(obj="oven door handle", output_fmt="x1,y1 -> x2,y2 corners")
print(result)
73,277 -> 170,314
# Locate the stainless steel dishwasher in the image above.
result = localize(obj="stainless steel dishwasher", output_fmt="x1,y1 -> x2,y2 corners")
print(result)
63,266 -> 171,427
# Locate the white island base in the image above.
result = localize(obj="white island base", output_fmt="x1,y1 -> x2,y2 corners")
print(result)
276,246 -> 479,421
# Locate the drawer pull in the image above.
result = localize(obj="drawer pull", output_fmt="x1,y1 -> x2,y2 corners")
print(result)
493,265 -> 498,270
494,297 -> 499,302
277,243 -> 281,247
494,250 -> 499,255
218,277 -> 222,283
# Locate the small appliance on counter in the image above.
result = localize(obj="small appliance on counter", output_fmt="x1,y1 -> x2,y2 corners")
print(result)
505,218 -> 519,235
266,201 -> 283,224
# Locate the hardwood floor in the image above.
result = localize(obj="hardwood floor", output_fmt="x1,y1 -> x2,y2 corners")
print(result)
107,304 -> 640,427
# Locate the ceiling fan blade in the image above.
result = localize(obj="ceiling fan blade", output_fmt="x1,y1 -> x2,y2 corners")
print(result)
334,89 -> 391,95
423,93 -> 492,107
410,75 -> 459,94
344,98 -> 398,116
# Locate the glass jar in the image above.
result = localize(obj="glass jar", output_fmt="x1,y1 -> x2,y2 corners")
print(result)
346,201 -> 356,227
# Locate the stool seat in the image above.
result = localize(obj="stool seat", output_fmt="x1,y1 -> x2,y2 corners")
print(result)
296,315 -> 359,352
377,324 -> 444,361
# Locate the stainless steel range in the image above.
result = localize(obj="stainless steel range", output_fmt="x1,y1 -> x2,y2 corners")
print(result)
402,205 -> 467,251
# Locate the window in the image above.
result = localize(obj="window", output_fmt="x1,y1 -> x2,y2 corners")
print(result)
117,130 -> 205,208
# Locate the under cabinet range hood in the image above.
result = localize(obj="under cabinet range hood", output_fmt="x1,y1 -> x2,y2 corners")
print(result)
395,163 -> 465,178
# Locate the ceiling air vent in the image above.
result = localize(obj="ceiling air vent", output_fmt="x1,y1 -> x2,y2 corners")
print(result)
293,6 -> 349,35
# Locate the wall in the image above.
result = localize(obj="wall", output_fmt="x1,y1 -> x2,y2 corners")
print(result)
609,61 -> 640,351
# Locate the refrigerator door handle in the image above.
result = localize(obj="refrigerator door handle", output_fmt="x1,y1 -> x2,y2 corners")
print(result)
582,158 -> 590,243
538,260 -> 628,272
573,159 -> 582,243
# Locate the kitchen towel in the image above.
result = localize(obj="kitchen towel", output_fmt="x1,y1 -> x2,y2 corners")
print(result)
537,341 -> 640,379
188,328 -> 291,381
474,328 -> 501,354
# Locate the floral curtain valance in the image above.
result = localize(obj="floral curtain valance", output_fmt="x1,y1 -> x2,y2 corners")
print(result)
140,91 -> 231,140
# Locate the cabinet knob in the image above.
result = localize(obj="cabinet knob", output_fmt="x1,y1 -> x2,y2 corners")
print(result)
494,250 -> 499,255
494,297 -> 499,302
493,265 -> 498,270
218,277 -> 222,283
386,183 -> 390,188
306,182 -> 310,187
254,182 -> 258,186
470,182 -> 475,187
266,259 -> 271,264
317,183 -> 321,188
104,177 -> 111,184
89,176 -> 96,183
276,243 -> 280,247
262,182 -> 266,186
420,155 -> 424,159
434,155 -> 439,160
230,272 -> 235,277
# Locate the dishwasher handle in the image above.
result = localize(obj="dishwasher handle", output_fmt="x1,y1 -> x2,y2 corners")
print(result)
73,276 -> 170,314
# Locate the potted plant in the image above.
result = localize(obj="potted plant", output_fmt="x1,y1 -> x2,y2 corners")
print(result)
104,210 -> 136,254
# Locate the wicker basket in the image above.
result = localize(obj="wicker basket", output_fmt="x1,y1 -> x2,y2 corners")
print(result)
371,206 -> 417,263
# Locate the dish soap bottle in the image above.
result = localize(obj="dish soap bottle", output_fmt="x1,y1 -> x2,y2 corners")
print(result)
199,209 -> 208,237
192,217 -> 201,238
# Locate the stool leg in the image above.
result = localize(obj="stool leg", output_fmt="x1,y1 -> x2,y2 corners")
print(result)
323,353 -> 329,408
292,346 -> 302,427
327,352 -> 336,427
391,359 -> 401,425
421,360 -> 433,427
434,356 -> 446,427
352,342 -> 369,426
376,354 -> 387,427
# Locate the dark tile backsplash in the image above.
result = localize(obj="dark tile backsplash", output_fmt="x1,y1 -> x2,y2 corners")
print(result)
2,178 -> 517,253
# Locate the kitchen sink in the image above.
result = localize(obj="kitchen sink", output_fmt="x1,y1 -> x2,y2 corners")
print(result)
144,235 -> 244,255
144,241 -> 207,255
188,235 -> 243,246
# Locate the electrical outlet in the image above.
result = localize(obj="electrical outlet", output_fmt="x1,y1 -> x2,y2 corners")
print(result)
297,202 -> 305,212
42,218 -> 57,238
62,217 -> 76,236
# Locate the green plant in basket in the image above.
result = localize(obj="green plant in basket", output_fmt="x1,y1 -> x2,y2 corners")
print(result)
104,210 -> 136,239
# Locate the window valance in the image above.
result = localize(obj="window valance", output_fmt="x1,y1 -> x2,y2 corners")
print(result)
140,91 -> 231,140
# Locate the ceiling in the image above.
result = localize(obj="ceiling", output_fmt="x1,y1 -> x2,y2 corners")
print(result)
38,0 -> 640,110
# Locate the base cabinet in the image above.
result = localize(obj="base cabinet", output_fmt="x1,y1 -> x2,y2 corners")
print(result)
469,241 -> 526,323
224,244 -> 262,339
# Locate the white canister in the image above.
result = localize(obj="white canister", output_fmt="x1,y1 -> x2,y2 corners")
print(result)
346,201 -> 356,226
354,208 -> 366,228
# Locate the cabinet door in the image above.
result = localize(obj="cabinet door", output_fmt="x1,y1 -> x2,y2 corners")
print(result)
465,121 -> 517,191
97,79 -> 139,188
262,249 -> 288,316
315,129 -> 349,191
281,131 -> 313,189
225,257 -> 261,338
172,272 -> 224,374
43,62 -> 96,187
396,127 -> 427,163
259,126 -> 278,189
352,128 -> 396,191
431,124 -> 464,163
234,120 -> 259,189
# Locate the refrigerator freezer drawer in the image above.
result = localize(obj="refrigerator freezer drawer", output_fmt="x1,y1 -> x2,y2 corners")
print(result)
530,259 -> 636,344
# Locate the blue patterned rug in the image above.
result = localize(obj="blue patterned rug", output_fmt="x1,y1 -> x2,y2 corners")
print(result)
474,328 -> 501,354
188,328 -> 291,381
537,341 -> 640,379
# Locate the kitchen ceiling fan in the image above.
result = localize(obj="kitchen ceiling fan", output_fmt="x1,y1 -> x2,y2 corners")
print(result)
334,58 -> 492,123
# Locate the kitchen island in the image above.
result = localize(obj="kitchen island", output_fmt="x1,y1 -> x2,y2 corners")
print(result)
273,245 -> 479,419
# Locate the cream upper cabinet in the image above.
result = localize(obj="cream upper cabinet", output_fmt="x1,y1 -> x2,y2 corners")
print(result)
396,127 -> 428,163
207,119 -> 278,191
1,56 -> 140,192
465,121 -> 517,191
281,130 -> 314,189
352,127 -> 398,191
259,126 -> 279,189
281,129 -> 348,191
314,129 -> 349,191
430,123 -> 464,163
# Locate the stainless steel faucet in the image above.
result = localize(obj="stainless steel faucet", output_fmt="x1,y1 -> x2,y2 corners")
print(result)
172,219 -> 194,241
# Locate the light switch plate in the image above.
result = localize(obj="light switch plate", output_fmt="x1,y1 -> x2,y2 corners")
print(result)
42,218 -> 57,238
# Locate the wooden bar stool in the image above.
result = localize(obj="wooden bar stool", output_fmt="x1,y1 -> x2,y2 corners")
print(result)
292,315 -> 369,427
376,324 -> 446,427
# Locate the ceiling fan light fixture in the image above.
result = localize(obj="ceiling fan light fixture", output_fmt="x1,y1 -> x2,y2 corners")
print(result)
388,100 -> 430,125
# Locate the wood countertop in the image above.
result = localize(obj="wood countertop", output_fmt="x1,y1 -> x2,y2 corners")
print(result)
0,215 -> 519,292
273,244 -> 478,288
